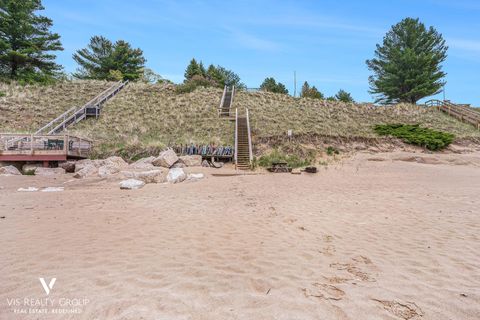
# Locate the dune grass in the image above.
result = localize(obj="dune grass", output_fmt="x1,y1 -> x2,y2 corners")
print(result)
1,81 -> 479,158
233,90 -> 480,139
0,80 -> 112,133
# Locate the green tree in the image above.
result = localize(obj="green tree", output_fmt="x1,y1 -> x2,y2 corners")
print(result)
206,64 -> 223,84
206,64 -> 245,89
184,58 -> 205,81
0,0 -> 63,83
301,81 -> 324,99
335,89 -> 354,103
73,36 -> 145,81
260,77 -> 288,94
366,18 -> 448,104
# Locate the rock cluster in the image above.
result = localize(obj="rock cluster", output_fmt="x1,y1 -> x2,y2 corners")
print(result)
1,149 -> 206,190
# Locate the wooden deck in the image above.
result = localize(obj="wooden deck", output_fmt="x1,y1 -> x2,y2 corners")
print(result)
0,133 -> 92,162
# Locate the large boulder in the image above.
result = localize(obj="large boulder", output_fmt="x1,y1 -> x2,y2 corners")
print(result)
34,167 -> 65,176
59,161 -> 76,173
104,156 -> 128,169
97,156 -> 128,177
171,162 -> 186,168
178,155 -> 202,167
152,149 -> 178,168
98,164 -> 121,178
73,164 -> 98,179
74,159 -> 96,172
167,168 -> 186,184
22,163 -> 43,174
129,156 -> 156,170
121,169 -> 167,184
0,165 -> 22,176
119,179 -> 145,190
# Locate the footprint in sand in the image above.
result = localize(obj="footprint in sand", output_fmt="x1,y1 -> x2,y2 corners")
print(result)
320,245 -> 336,256
373,299 -> 424,320
323,276 -> 353,284
322,235 -> 334,243
303,283 -> 345,301
330,262 -> 376,282
352,255 -> 373,264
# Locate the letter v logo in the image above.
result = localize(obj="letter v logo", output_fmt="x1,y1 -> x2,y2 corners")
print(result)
39,278 -> 56,295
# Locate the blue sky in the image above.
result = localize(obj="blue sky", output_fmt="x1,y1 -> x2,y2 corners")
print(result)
43,0 -> 480,105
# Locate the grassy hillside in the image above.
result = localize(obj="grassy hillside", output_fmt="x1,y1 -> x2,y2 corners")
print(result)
0,81 -> 111,132
70,83 -> 234,158
234,90 -> 480,139
1,81 -> 479,159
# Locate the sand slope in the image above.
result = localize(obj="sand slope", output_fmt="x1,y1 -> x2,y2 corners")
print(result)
1,153 -> 479,319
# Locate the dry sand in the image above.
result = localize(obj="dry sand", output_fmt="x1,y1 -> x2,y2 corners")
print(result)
0,152 -> 479,320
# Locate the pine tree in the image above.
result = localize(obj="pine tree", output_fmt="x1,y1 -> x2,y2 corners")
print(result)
260,77 -> 288,94
301,81 -> 324,99
184,58 -> 204,81
73,36 -> 145,81
366,18 -> 448,104
0,0 -> 63,83
335,89 -> 354,103
301,81 -> 310,97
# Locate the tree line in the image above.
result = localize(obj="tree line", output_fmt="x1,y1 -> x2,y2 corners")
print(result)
0,0 -> 448,104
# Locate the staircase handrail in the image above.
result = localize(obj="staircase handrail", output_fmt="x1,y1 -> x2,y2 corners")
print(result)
35,80 -> 127,134
219,85 -> 227,111
246,108 -> 253,163
234,108 -> 238,166
230,85 -> 235,109
425,99 -> 480,119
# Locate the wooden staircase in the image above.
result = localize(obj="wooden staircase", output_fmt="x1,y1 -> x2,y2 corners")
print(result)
235,108 -> 253,170
36,80 -> 128,134
425,99 -> 480,130
219,85 -> 235,118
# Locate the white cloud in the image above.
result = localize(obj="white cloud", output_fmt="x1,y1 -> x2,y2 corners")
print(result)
228,29 -> 281,51
449,38 -> 480,53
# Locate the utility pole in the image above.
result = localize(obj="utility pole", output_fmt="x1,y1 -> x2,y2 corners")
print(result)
443,84 -> 446,101
293,71 -> 297,97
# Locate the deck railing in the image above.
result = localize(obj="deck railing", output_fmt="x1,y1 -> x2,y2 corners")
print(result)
0,133 -> 92,158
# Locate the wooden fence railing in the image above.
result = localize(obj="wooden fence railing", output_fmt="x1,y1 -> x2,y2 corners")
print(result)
0,133 -> 92,158
425,99 -> 480,129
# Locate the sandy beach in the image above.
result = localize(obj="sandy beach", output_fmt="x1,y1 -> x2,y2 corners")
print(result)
1,152 -> 479,320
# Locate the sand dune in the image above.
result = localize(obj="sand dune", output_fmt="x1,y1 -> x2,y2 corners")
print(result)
1,152 -> 479,319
